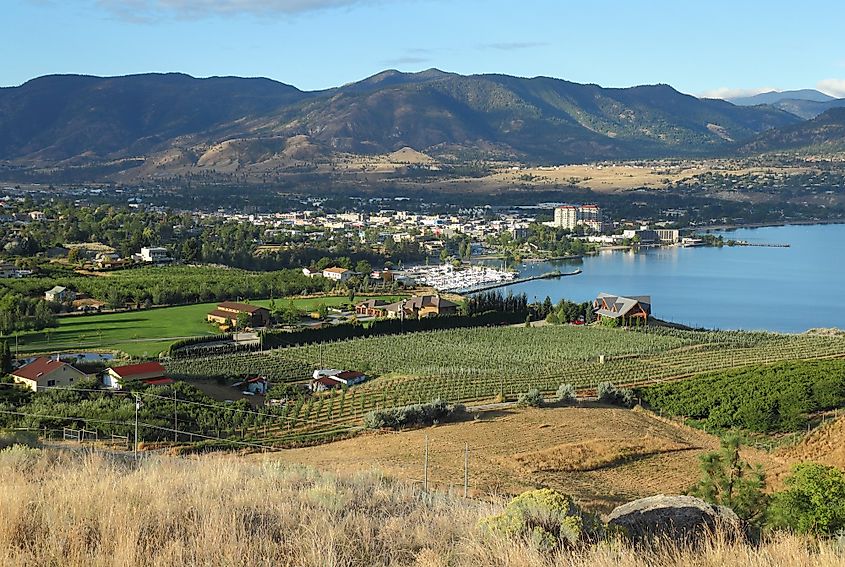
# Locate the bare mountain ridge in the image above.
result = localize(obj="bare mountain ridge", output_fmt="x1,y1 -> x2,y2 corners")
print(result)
0,70 -> 802,171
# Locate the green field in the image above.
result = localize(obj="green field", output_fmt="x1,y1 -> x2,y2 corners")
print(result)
6,295 -> 404,358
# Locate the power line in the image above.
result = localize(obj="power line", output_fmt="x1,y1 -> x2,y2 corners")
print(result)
0,408 -> 279,451
0,382 -> 325,427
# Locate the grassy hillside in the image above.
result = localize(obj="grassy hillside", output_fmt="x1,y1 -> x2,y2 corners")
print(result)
740,107 -> 845,154
0,447 -> 841,566
266,404 -> 779,511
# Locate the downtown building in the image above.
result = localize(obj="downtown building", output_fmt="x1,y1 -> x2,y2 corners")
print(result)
552,204 -> 604,232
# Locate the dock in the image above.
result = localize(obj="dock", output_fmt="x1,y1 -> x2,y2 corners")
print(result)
735,241 -> 790,248
459,269 -> 581,294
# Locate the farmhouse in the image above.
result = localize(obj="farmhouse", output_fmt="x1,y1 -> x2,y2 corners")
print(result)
45,285 -> 74,303
384,295 -> 459,319
355,298 -> 392,317
207,301 -> 271,328
322,267 -> 352,282
139,246 -> 171,263
593,292 -> 651,325
11,357 -> 88,391
103,361 -> 172,389
309,369 -> 368,392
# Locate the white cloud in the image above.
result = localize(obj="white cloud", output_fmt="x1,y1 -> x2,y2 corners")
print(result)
817,79 -> 845,98
94,0 -> 389,20
698,86 -> 779,100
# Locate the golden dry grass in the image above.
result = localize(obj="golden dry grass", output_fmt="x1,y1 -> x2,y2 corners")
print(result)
258,406 -> 782,511
0,446 -> 842,567
777,414 -> 845,475
513,436 -> 693,473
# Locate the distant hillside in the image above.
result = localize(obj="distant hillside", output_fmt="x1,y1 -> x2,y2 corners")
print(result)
739,107 -> 845,154
0,70 -> 802,174
730,89 -> 835,106
771,98 -> 845,120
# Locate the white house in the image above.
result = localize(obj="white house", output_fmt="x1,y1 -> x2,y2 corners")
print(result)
139,246 -> 170,263
322,267 -> 352,282
45,285 -> 74,303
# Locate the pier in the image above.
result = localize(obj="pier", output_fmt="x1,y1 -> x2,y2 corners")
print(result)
735,241 -> 790,248
458,269 -> 581,294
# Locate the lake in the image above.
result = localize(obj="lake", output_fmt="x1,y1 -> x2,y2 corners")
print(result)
493,223 -> 845,333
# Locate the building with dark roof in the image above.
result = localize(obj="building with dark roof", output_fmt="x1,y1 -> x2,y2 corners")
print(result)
384,295 -> 459,319
207,301 -> 271,328
593,292 -> 651,325
355,299 -> 392,317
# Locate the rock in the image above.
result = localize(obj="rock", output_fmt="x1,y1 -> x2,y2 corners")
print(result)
607,495 -> 743,544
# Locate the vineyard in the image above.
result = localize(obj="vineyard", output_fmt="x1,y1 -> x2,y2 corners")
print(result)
162,326 -> 845,445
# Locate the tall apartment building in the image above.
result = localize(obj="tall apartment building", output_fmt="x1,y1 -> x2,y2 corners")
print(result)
553,205 -> 579,230
553,204 -> 603,232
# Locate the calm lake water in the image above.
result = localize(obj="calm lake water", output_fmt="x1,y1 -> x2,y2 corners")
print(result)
495,223 -> 845,333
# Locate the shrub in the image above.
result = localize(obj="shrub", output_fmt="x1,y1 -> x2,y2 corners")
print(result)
555,383 -> 577,404
365,399 -> 462,430
517,389 -> 544,408
480,488 -> 602,550
0,429 -> 41,450
767,462 -> 845,536
597,382 -> 635,408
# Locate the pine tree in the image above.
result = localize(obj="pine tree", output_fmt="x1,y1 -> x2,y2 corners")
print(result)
691,436 -> 768,526
0,341 -> 11,374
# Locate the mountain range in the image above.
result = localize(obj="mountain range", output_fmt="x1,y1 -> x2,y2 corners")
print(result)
0,70 -> 809,175
739,107 -> 845,154
728,89 -> 845,120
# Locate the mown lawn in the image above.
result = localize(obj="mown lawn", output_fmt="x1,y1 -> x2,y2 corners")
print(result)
9,295 -> 404,358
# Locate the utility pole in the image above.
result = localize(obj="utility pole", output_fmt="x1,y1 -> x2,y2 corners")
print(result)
423,435 -> 429,492
463,443 -> 469,498
173,390 -> 178,443
134,393 -> 141,461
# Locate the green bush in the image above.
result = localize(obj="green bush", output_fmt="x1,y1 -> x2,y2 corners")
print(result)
767,463 -> 845,536
480,489 -> 602,550
364,399 -> 463,430
597,382 -> 634,408
517,389 -> 544,408
555,383 -> 577,404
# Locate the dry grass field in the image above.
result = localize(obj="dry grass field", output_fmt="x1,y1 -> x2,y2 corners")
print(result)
0,447 -> 842,567
259,405 -> 783,511
777,414 -> 845,473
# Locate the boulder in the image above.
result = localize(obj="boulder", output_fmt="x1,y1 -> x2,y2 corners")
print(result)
607,495 -> 743,544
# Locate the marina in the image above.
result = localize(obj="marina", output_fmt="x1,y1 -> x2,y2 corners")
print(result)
404,264 -> 517,293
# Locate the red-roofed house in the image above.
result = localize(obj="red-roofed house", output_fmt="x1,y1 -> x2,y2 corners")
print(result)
11,357 -> 88,391
104,361 -> 172,389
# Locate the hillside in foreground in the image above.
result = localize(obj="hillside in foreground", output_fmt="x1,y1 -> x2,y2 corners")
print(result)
0,447 -> 842,567
262,405 -> 783,511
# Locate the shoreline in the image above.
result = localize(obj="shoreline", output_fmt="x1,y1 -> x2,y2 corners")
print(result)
692,219 -> 845,232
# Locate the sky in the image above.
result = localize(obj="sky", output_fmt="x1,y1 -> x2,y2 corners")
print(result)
3,0 -> 845,98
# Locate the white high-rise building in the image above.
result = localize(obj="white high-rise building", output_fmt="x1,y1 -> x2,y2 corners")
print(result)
553,204 -> 604,232
553,206 -> 579,230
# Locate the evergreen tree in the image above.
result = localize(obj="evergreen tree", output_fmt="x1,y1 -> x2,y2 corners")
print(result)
691,436 -> 768,526
0,341 -> 12,374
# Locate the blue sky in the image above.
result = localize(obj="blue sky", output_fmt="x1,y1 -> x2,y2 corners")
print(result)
3,0 -> 845,98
